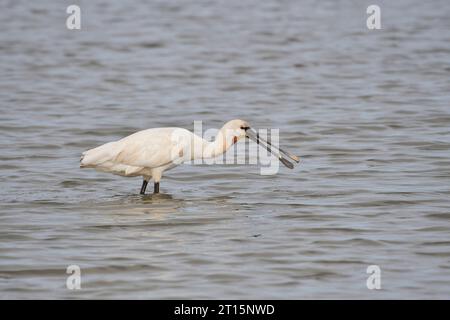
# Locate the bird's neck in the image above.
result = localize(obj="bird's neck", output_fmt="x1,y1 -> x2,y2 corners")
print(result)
200,130 -> 232,159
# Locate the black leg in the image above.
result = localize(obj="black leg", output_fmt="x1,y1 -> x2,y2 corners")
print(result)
140,180 -> 148,195
154,182 -> 160,194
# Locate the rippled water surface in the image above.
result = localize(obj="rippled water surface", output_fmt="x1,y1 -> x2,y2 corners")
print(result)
1,0 -> 450,299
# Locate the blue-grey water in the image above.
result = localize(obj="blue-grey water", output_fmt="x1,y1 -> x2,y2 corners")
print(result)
1,0 -> 450,299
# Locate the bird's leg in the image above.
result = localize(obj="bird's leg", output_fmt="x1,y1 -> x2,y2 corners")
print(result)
154,182 -> 160,194
140,180 -> 148,195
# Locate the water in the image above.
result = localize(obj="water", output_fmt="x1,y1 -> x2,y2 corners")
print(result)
1,0 -> 450,299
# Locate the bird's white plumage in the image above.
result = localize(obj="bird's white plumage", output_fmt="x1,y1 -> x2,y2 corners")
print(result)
80,119 -> 298,194
81,127 -> 192,180
80,120 -> 251,184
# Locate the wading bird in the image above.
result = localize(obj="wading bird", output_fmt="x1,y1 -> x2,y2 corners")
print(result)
80,119 -> 299,194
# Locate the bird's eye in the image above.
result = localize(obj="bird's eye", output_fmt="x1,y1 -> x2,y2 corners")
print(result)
240,126 -> 249,130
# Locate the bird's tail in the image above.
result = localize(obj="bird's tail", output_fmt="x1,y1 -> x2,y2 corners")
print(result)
79,151 -> 87,167
79,151 -> 89,168
80,142 -> 116,168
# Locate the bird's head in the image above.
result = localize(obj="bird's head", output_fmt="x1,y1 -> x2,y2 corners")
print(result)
220,119 -> 251,144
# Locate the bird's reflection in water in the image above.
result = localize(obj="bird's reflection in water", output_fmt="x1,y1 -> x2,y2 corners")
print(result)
140,193 -> 173,202
93,193 -> 185,220
84,192 -> 239,224
109,193 -> 175,204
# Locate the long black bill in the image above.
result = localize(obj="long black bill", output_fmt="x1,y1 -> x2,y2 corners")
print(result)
246,128 -> 299,169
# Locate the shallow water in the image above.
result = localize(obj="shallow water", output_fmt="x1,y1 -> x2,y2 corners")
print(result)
1,0 -> 450,299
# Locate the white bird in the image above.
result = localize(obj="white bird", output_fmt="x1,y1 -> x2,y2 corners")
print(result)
80,119 -> 299,194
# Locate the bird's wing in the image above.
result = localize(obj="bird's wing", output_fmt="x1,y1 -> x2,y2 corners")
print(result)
111,128 -> 188,168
